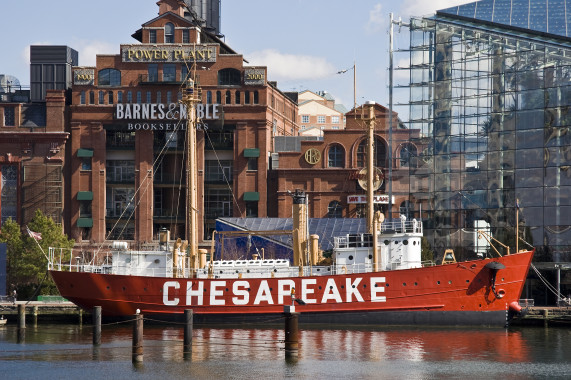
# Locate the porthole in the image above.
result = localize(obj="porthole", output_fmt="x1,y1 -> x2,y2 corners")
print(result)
225,288 -> 229,292
154,259 -> 160,264
330,286 -> 334,289
274,269 -> 278,272
384,240 -> 390,245
386,283 -> 389,287
414,282 -> 418,286
437,281 -> 440,285
403,282 -> 407,286
318,286 -> 322,290
348,255 -> 354,261
413,241 -> 416,245
403,240 -> 409,245
368,255 -> 373,260
448,280 -> 452,284
466,280 -> 470,283
122,287 -> 126,291
316,268 -> 320,272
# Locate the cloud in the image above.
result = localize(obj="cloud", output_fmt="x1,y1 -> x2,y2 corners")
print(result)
246,49 -> 336,81
74,40 -> 117,66
366,4 -> 384,33
401,0 -> 474,18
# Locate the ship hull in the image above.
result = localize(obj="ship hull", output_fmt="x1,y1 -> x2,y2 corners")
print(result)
50,250 -> 533,327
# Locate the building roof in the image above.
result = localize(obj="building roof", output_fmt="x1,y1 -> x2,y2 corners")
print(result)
438,0 -> 571,39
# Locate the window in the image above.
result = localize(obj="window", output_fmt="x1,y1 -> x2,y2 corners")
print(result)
127,91 -> 133,103
253,91 -> 259,104
357,138 -> 386,168
218,68 -> 241,86
1,166 -> 17,224
148,64 -> 159,82
301,115 -> 310,123
205,160 -> 233,182
80,91 -> 86,105
165,23 -> 175,43
89,91 -> 95,105
98,69 -> 121,86
3,106 -> 15,126
106,188 -> 135,218
225,90 -> 231,104
318,116 -> 326,123
166,91 -> 172,104
235,91 -> 241,104
79,201 -> 92,218
399,143 -> 418,168
332,115 -> 340,124
246,202 -> 258,218
400,201 -> 414,220
181,65 -> 188,82
149,29 -> 157,43
99,91 -> 105,104
205,188 -> 232,219
248,157 -> 258,171
216,91 -> 221,104
245,91 -> 250,104
182,29 -> 190,43
328,201 -> 342,218
163,64 -> 176,82
157,91 -> 162,104
117,91 -> 123,103
108,91 -> 114,104
106,160 -> 135,183
137,91 -> 142,104
328,144 -> 345,168
81,157 -> 92,170
146,91 -> 152,103
206,91 -> 212,104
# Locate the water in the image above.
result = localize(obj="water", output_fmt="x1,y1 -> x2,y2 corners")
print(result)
0,323 -> 570,379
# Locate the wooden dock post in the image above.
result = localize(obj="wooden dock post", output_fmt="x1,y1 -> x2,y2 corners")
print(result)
284,305 -> 299,358
78,308 -> 83,325
17,304 -> 26,343
543,309 -> 549,327
33,305 -> 38,327
183,309 -> 193,359
132,312 -> 143,363
93,306 -> 102,346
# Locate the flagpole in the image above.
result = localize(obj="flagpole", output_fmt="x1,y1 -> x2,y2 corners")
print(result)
515,199 -> 519,253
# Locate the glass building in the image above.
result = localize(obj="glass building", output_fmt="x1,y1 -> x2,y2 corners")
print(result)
397,0 -> 571,303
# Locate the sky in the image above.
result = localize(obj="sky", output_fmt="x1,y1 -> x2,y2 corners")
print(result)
1,0 -> 472,113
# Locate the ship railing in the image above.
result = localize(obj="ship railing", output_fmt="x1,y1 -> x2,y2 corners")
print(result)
421,260 -> 436,267
519,299 -> 535,307
380,219 -> 423,234
332,263 -> 372,275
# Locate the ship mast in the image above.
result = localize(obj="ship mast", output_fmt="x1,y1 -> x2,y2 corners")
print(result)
183,76 -> 201,277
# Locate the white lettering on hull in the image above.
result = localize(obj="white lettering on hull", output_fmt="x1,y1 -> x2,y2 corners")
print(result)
162,277 -> 387,307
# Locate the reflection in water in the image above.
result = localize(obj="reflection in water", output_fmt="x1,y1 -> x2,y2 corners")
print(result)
0,324 -> 569,379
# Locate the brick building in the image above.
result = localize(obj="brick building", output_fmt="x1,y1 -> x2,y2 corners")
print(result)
68,0 -> 297,245
270,103 -> 426,220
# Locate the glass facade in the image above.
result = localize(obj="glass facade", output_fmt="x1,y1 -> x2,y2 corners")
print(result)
402,12 -> 571,263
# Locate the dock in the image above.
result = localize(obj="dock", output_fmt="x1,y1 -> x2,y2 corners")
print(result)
512,307 -> 571,326
0,301 -> 86,323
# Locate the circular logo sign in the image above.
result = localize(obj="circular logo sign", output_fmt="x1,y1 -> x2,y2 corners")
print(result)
304,148 -> 321,165
357,167 -> 384,191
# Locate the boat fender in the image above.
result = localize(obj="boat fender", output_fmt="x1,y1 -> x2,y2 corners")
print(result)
342,265 -> 347,274
509,301 -> 522,313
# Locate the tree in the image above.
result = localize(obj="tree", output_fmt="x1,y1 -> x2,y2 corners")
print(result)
0,210 -> 75,299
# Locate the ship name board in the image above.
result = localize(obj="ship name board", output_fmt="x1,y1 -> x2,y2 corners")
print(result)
162,277 -> 386,306
115,103 -> 220,121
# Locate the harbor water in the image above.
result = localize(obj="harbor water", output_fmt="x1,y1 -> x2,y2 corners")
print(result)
0,323 -> 570,379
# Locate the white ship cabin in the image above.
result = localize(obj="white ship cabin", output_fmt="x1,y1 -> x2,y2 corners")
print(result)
107,241 -> 174,277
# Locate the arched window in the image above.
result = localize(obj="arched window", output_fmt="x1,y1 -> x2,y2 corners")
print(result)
127,91 -> 133,103
245,91 -> 250,104
165,23 -> 175,43
98,91 -> 105,104
136,91 -> 142,104
218,68 -> 241,86
206,91 -> 212,104
328,201 -> 342,218
117,91 -> 123,103
108,91 -> 114,104
157,91 -> 162,104
356,137 -> 386,168
216,91 -> 221,104
89,91 -> 95,104
225,90 -> 231,104
399,201 -> 414,220
98,69 -> 121,86
399,143 -> 418,168
80,91 -> 86,105
328,144 -> 345,168
235,91 -> 241,104
166,91 -> 172,104
253,91 -> 259,104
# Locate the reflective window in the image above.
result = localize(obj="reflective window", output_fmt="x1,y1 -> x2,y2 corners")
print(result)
218,68 -> 241,86
163,64 -> 176,82
328,201 -> 342,218
148,64 -> 158,82
149,30 -> 156,43
328,144 -> 345,168
165,23 -> 175,43
98,69 -> 121,86
356,138 -> 386,168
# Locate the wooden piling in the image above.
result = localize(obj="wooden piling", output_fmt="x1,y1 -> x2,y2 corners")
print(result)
284,305 -> 299,358
183,309 -> 193,359
33,305 -> 38,327
132,313 -> 144,363
93,306 -> 102,346
17,304 -> 26,343
78,308 -> 83,325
